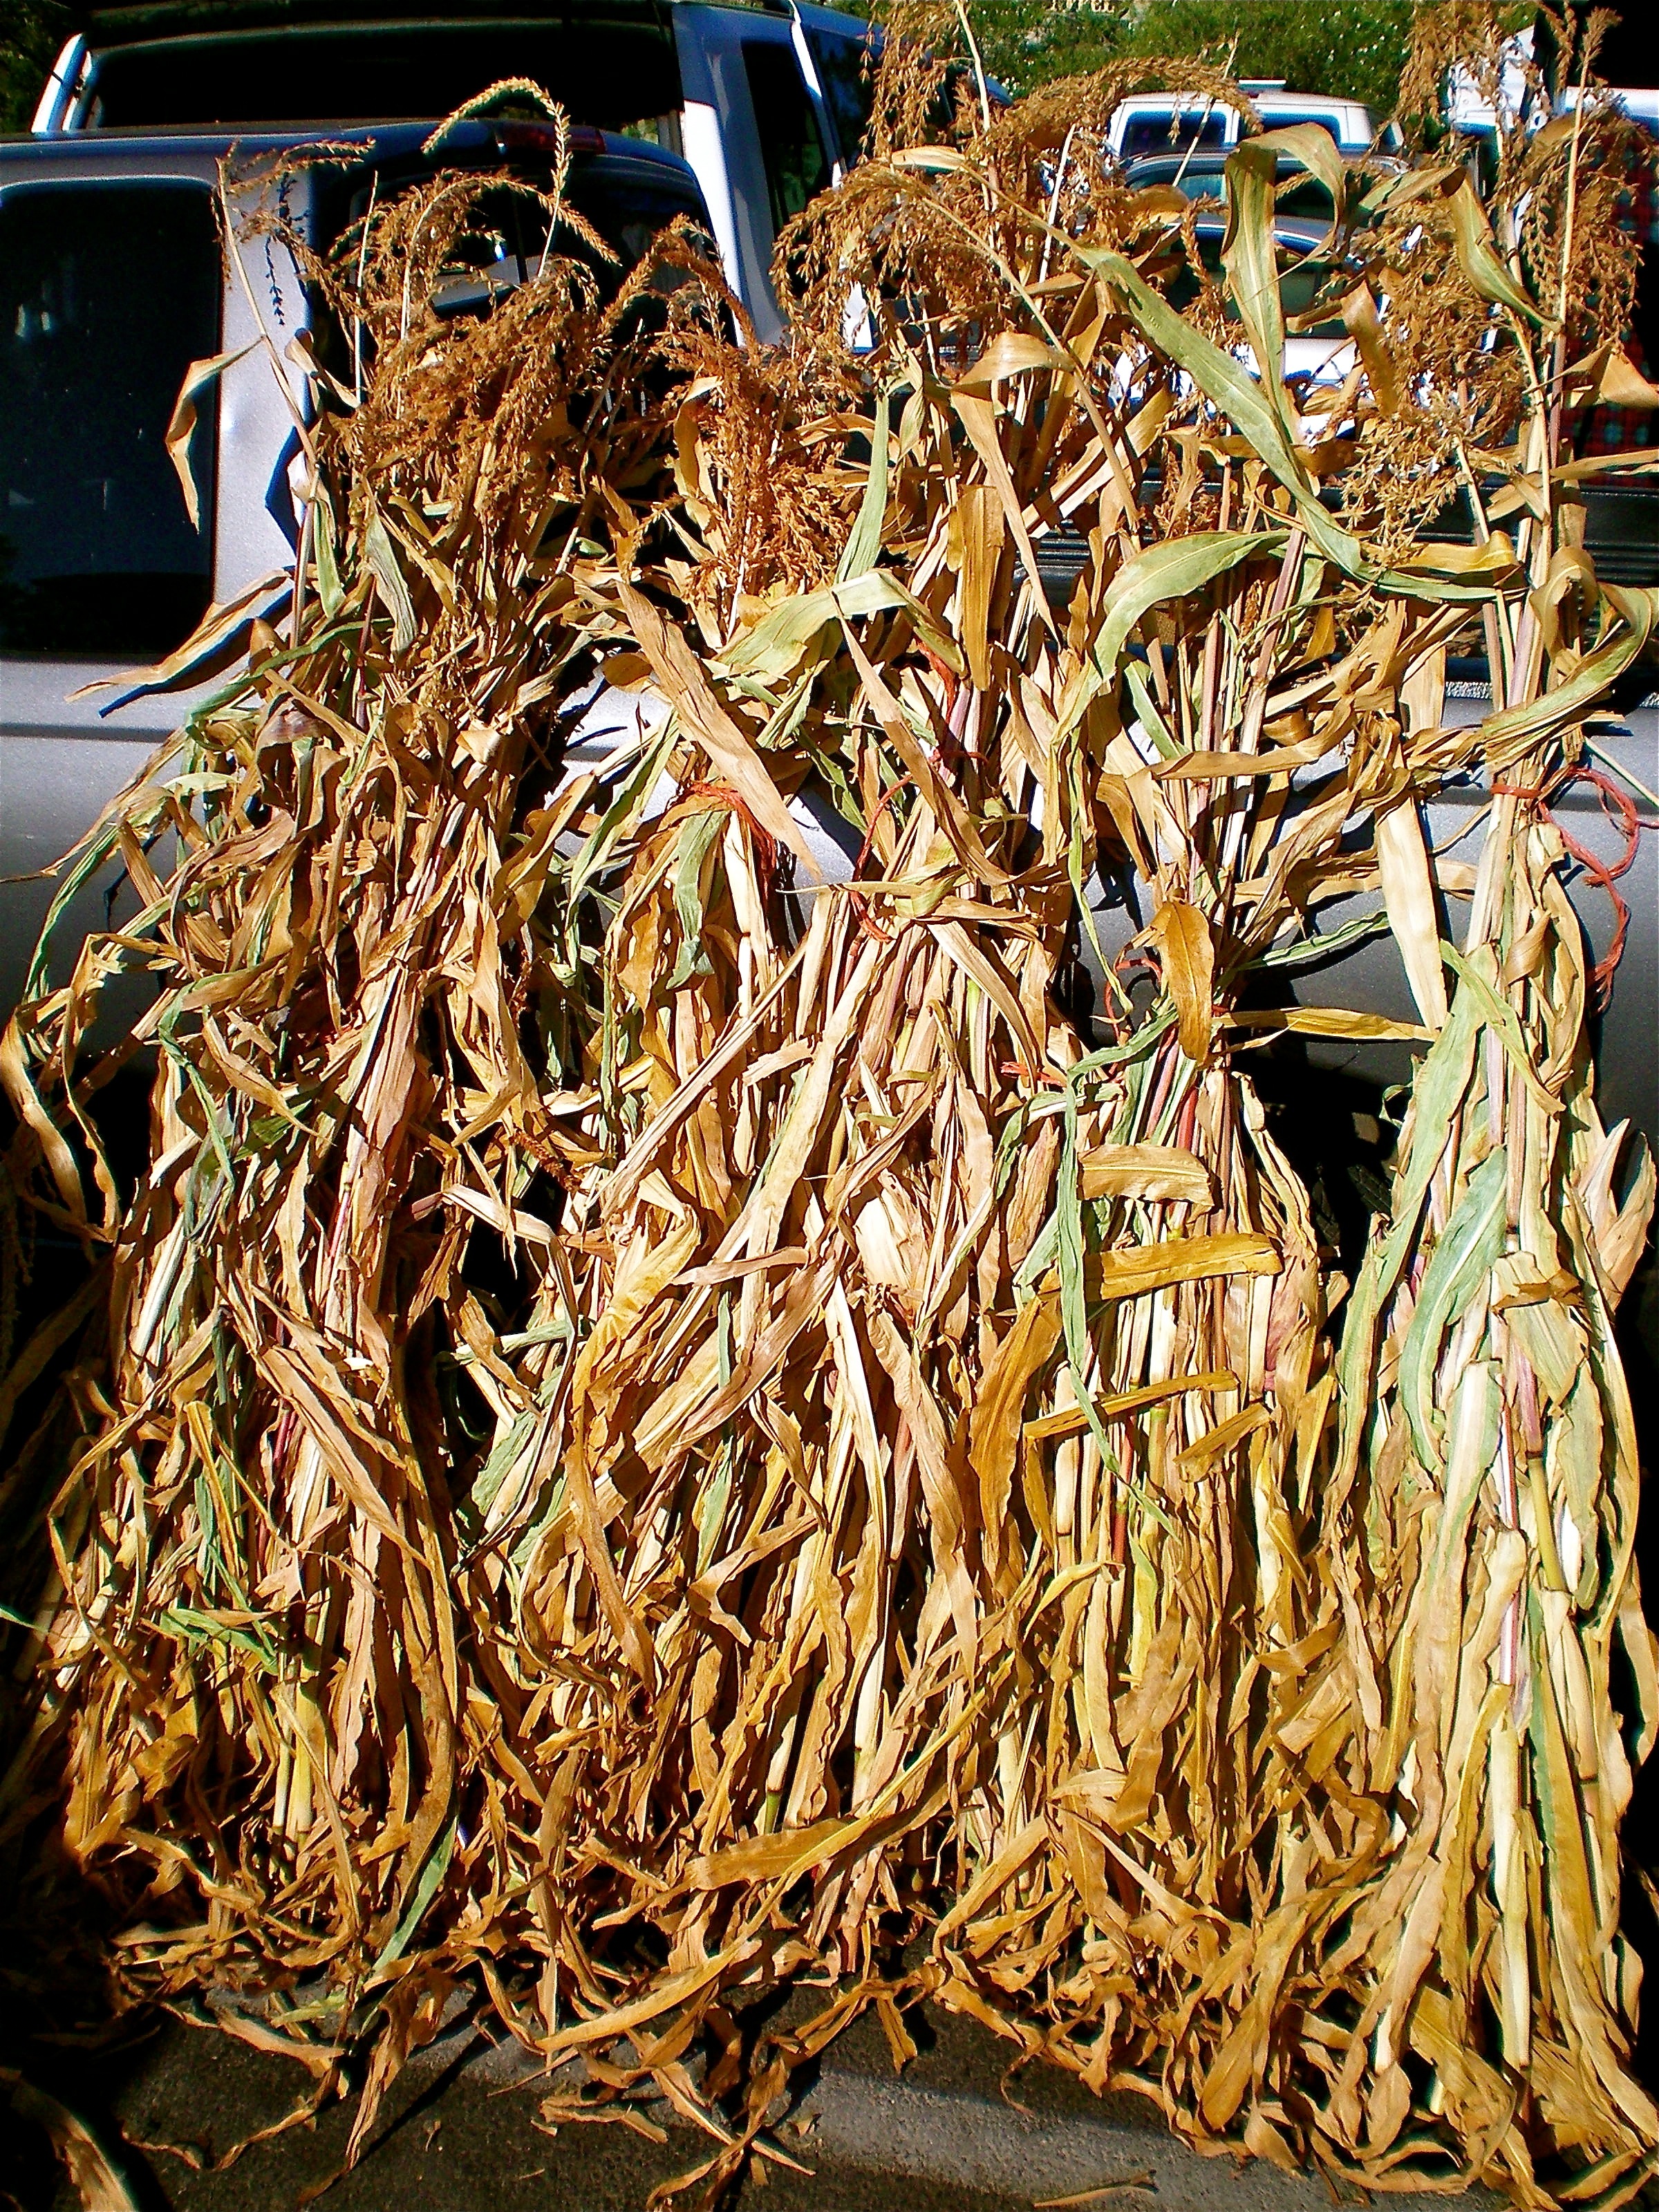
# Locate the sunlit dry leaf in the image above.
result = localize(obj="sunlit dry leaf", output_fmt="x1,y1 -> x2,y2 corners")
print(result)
1146,901 -> 1215,1064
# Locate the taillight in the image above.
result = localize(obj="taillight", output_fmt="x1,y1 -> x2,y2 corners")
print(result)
498,122 -> 606,157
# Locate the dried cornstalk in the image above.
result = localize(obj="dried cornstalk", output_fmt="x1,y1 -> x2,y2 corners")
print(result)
1,7 -> 1655,2204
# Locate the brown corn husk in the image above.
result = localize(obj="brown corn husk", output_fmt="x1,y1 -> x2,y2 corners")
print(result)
1,6 -> 1656,2204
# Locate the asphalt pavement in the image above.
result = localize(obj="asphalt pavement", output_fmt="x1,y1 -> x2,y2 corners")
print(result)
2,1987 -> 1505,2212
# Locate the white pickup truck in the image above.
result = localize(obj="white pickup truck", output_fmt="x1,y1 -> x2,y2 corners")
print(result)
0,0 -> 876,1011
1107,82 -> 1403,162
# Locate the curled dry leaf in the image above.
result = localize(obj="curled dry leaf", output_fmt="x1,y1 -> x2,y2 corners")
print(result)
1145,901 -> 1215,1065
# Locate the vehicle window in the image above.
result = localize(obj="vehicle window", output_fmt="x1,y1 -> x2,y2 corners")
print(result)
0,180 -> 219,660
1168,234 -> 1226,310
82,21 -> 681,133
807,24 -> 878,168
1120,110 -> 1228,160
567,159 -> 713,277
1277,177 -> 1337,223
1259,107 -> 1342,144
925,60 -> 991,138
306,148 -> 720,396
1280,259 -> 1347,336
742,40 -> 832,237
1459,126 -> 1499,200
1168,235 -> 1345,337
321,149 -> 713,321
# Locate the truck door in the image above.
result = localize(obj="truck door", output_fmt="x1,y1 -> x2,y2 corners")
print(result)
673,6 -> 838,341
0,158 -> 305,1022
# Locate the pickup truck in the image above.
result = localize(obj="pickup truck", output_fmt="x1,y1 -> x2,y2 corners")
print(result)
0,0 -> 877,1016
2,6 -> 1655,1184
1108,84 -> 1403,163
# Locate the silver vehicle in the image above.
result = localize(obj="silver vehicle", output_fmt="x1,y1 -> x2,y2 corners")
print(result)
28,1 -> 880,346
1,0 -> 877,1018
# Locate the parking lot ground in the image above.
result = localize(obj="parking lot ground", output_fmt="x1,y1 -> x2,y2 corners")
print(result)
7,1990 -> 1503,2212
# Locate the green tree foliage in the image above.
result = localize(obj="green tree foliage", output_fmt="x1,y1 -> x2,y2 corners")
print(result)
1122,0 -> 1414,111
959,0 -> 1130,94
2,0 -> 71,132
966,0 -> 1417,116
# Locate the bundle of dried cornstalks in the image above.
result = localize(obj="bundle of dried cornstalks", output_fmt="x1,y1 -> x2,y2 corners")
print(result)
2,5 -> 1657,2203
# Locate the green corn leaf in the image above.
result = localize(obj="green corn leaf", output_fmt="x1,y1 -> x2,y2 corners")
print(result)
372,1818 -> 456,1977
1222,142 -> 1291,440
1398,1148 -> 1508,1473
837,382 -> 896,584
1082,249 -> 1500,603
1479,585 -> 1658,766
363,503 -> 417,653
720,565 -> 962,685
1096,531 -> 1287,681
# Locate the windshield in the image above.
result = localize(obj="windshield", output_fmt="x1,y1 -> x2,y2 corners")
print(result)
82,16 -> 680,131
1278,176 -> 1337,222
309,141 -> 714,344
1259,106 -> 1347,141
0,178 -> 219,659
1280,259 -> 1346,334
1119,109 -> 1229,160
1168,169 -> 1227,202
807,23 -> 878,169
1134,160 -> 1337,225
